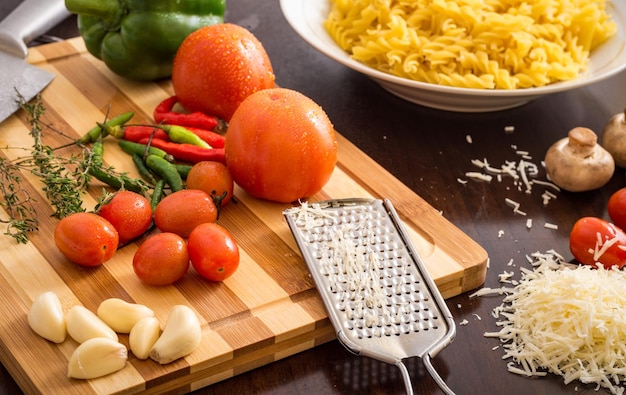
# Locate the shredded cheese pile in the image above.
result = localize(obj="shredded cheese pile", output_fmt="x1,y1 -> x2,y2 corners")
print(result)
475,252 -> 626,394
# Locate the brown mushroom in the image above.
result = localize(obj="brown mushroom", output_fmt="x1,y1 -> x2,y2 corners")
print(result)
544,127 -> 614,192
601,108 -> 626,168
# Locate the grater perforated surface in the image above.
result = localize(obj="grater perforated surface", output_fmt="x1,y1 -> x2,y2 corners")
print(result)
284,198 -> 456,375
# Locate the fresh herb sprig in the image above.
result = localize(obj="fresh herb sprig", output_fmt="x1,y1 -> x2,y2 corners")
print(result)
0,95 -> 148,243
0,158 -> 38,243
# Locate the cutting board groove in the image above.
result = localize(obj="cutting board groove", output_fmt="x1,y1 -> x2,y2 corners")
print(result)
0,38 -> 487,394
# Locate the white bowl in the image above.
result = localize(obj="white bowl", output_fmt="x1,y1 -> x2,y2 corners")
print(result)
280,0 -> 626,112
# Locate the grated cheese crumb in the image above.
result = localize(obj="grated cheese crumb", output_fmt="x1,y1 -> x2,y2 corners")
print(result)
285,201 -> 333,229
471,158 -> 486,169
541,190 -> 558,205
466,172 -> 493,182
498,271 -> 515,283
533,179 -> 560,192
505,198 -> 520,210
459,319 -> 469,326
466,135 -> 473,144
544,222 -> 558,230
504,198 -> 527,216
504,125 -> 515,133
526,219 -> 533,229
593,230 -> 622,263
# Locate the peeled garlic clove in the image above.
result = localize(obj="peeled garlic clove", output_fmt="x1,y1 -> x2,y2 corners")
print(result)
97,298 -> 155,334
149,305 -> 201,364
27,291 -> 66,343
67,337 -> 127,379
66,305 -> 118,343
129,316 -> 161,360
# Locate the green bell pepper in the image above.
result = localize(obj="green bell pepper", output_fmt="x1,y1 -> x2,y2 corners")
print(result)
65,0 -> 225,81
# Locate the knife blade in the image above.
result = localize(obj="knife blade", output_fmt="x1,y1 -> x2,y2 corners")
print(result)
0,0 -> 70,123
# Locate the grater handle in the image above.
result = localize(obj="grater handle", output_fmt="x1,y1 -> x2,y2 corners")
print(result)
396,360 -> 414,395
423,353 -> 456,395
396,356 -> 455,395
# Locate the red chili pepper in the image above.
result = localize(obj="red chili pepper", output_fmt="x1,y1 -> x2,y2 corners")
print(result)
153,96 -> 219,130
139,138 -> 226,164
121,126 -> 170,142
184,126 -> 225,148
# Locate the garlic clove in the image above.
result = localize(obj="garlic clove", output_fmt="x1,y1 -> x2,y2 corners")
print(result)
27,291 -> 66,343
67,337 -> 127,379
149,305 -> 202,364
129,316 -> 161,360
66,305 -> 118,344
97,298 -> 155,334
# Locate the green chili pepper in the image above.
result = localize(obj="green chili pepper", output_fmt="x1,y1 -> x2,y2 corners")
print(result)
131,153 -> 157,185
159,125 -> 211,149
118,140 -> 174,162
145,154 -> 184,192
175,164 -> 192,180
150,179 -> 166,211
88,167 -> 147,194
65,0 -> 225,81
78,111 -> 134,144
91,136 -> 105,168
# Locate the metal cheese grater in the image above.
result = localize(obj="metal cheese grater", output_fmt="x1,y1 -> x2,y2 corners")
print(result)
283,198 -> 456,395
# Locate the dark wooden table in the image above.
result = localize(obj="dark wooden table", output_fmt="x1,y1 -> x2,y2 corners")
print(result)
2,1 -> 626,394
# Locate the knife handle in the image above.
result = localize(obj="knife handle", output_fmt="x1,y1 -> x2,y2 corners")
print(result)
0,0 -> 71,58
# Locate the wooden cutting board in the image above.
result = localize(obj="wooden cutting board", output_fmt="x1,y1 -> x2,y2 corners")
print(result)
0,38 -> 488,394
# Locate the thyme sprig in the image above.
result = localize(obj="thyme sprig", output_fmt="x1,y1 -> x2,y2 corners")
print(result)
0,95 -> 148,243
21,95 -> 86,220
0,158 -> 38,243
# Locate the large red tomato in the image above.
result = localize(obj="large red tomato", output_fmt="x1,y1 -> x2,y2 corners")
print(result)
171,23 -> 275,121
225,88 -> 337,203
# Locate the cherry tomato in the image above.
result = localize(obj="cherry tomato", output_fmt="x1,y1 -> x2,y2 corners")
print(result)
132,233 -> 189,286
54,212 -> 119,266
570,216 -> 626,269
186,161 -> 234,207
96,191 -> 153,245
607,187 -> 626,231
188,223 -> 239,281
154,189 -> 218,238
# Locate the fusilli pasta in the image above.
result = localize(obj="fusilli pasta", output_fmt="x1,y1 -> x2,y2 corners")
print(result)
324,0 -> 617,89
